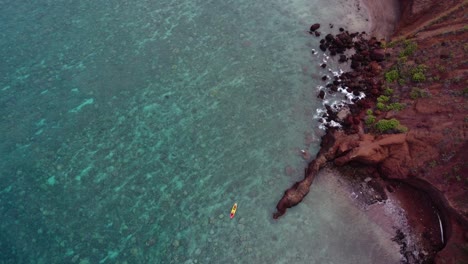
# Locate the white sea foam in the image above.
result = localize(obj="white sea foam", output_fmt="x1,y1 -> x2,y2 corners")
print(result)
314,68 -> 366,130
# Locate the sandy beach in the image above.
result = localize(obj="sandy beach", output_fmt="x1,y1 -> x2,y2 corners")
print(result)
361,0 -> 400,40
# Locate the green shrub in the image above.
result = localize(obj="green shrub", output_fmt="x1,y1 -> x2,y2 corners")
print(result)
384,88 -> 394,96
376,96 -> 389,111
410,64 -> 427,82
377,95 -> 390,103
375,95 -> 405,112
399,40 -> 418,57
376,102 -> 386,111
366,109 -> 373,115
375,119 -> 399,132
412,72 -> 426,82
375,118 -> 407,133
365,115 -> 376,125
387,102 -> 405,111
385,70 -> 399,82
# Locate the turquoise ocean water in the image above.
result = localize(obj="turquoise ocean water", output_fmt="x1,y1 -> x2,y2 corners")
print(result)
0,0 -> 401,263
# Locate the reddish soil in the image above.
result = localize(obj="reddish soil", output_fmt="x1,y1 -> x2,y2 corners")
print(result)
384,1 -> 468,262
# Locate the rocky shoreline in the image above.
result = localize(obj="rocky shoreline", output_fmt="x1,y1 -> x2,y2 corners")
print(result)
273,0 -> 467,263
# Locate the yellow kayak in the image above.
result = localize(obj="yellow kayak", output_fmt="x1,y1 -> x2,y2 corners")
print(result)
230,203 -> 238,219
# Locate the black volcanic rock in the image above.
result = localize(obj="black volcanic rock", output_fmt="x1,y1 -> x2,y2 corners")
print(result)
310,23 -> 320,32
351,60 -> 361,70
352,53 -> 364,62
339,54 -> 347,63
319,44 -> 327,52
439,51 -> 450,59
318,90 -> 325,99
370,48 -> 385,62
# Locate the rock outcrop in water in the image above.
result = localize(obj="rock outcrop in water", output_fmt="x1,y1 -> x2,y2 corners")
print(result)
274,0 -> 468,263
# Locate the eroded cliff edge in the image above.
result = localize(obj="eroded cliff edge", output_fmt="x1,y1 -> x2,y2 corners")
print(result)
273,1 -> 467,263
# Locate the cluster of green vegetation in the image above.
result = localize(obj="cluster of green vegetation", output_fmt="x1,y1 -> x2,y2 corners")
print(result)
399,40 -> 418,58
410,64 -> 427,82
386,102 -> 406,111
365,115 -> 376,126
386,64 -> 427,86
365,109 -> 376,125
410,87 -> 430,99
384,39 -> 432,88
375,118 -> 408,133
412,72 -> 425,82
364,109 -> 407,134
390,61 -> 428,85
366,39 -> 423,134
383,88 -> 394,96
376,95 -> 389,111
377,95 -> 390,103
375,95 -> 405,112
385,69 -> 399,83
